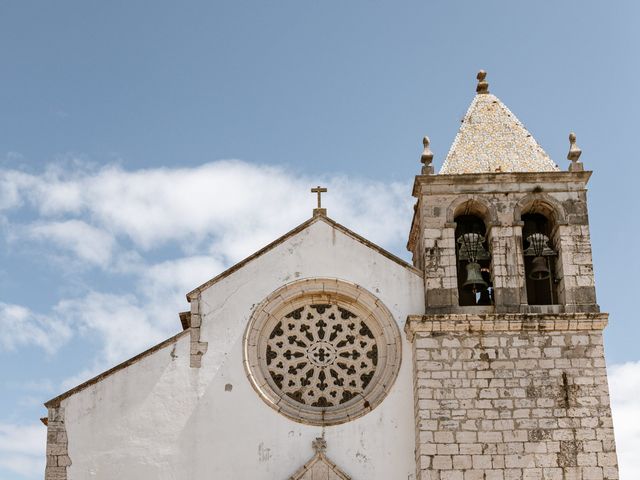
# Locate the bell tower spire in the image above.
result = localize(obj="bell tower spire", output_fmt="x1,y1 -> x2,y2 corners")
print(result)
406,71 -> 619,480
440,69 -> 558,175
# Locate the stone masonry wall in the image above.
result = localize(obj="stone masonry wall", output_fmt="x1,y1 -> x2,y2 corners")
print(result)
45,406 -> 70,480
407,314 -> 618,480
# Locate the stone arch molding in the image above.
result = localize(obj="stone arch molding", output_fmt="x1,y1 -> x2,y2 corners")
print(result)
514,192 -> 567,226
243,278 -> 402,426
446,195 -> 498,226
288,438 -> 351,480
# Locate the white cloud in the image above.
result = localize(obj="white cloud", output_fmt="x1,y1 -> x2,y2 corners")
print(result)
0,168 -> 46,211
25,220 -> 115,267
0,254 -> 226,383
609,361 -> 640,478
139,255 -> 225,304
0,423 -> 45,478
54,255 -> 226,381
0,160 -> 412,262
55,292 -> 166,366
0,303 -> 71,354
0,159 -> 412,365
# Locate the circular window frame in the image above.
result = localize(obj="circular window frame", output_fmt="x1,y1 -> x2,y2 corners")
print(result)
243,278 -> 402,426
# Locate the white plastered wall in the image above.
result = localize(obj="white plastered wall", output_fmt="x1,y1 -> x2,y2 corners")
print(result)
61,219 -> 425,479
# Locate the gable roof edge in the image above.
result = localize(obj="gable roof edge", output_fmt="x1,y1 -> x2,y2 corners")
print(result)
320,215 -> 422,277
44,329 -> 189,408
186,214 -> 422,300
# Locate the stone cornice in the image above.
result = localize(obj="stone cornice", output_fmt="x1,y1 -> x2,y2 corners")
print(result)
411,170 -> 592,197
404,312 -> 608,341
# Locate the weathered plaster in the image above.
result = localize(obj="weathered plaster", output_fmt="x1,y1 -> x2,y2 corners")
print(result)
52,218 -> 425,479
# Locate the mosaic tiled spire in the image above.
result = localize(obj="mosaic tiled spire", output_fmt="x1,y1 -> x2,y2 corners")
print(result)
439,71 -> 559,175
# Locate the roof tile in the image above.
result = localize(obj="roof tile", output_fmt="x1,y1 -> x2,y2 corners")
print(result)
439,93 -> 559,174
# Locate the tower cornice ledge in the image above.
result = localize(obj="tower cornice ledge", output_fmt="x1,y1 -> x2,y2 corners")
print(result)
404,312 -> 609,341
412,170 -> 592,197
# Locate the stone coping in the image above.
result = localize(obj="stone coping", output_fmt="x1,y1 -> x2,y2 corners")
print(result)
45,330 -> 190,408
404,312 -> 608,341
186,214 -> 421,300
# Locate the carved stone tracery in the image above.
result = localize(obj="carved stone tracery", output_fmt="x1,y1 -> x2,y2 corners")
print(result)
244,278 -> 401,426
266,303 -> 378,408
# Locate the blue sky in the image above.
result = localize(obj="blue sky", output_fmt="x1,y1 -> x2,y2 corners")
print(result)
1,1 -> 639,478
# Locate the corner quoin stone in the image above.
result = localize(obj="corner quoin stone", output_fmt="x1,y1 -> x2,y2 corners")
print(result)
45,406 -> 70,480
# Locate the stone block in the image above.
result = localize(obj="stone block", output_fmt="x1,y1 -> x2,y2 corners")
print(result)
452,455 -> 472,470
472,454 -> 493,469
441,471 -> 464,480
432,455 -> 453,470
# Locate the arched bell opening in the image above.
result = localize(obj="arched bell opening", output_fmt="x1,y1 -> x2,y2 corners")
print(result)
522,213 -> 559,305
454,214 -> 494,306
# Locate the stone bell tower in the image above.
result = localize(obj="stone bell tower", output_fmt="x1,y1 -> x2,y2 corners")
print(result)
406,72 -> 619,480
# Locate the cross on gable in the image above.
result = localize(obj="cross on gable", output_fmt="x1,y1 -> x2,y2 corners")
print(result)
311,186 -> 327,216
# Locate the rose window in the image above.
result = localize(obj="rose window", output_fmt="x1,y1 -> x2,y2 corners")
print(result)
266,304 -> 378,407
244,278 -> 401,426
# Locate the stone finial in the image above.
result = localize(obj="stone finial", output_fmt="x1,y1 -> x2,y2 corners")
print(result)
567,132 -> 584,172
476,70 -> 489,94
420,136 -> 434,175
312,437 -> 327,454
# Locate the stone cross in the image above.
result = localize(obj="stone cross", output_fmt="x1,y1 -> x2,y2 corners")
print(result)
311,186 -> 327,216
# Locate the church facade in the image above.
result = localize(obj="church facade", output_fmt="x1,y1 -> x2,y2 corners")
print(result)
43,72 -> 619,480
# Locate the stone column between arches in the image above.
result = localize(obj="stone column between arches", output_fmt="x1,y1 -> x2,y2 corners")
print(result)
488,224 -> 527,311
554,224 -> 597,311
422,224 -> 458,309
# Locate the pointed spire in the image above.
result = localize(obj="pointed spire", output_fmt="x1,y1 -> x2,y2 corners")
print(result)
476,70 -> 489,94
439,71 -> 559,175
420,136 -> 434,174
567,132 -> 584,172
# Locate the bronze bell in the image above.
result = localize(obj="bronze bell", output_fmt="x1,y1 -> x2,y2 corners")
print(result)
529,256 -> 550,280
463,262 -> 488,291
